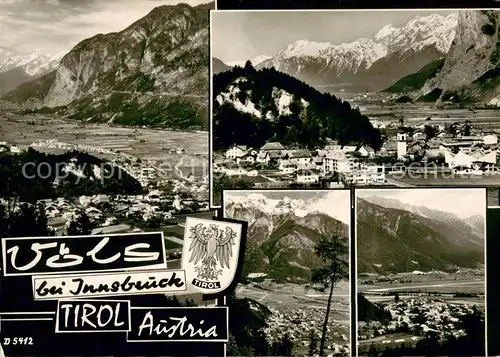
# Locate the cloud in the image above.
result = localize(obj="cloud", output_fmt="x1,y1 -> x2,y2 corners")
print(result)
1,0 -> 210,55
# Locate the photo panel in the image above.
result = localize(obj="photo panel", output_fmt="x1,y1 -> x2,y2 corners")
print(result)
355,187 -> 487,357
222,189 -> 352,357
210,8 -> 500,209
215,1 -> 500,9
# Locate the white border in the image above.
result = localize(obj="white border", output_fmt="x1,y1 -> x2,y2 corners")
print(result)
209,8 -> 216,208
222,189 -> 352,353
1,231 -> 167,277
31,269 -> 188,300
125,306 -> 229,343
353,187 -> 488,357
55,299 -> 132,333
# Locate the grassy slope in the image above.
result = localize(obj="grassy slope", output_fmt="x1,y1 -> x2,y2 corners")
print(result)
382,58 -> 445,93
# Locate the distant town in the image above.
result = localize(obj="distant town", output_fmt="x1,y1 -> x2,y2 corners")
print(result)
0,138 -> 210,259
213,119 -> 499,190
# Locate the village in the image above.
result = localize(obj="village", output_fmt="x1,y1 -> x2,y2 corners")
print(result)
0,139 -> 210,258
213,119 -> 500,188
358,296 -> 484,349
264,306 -> 350,357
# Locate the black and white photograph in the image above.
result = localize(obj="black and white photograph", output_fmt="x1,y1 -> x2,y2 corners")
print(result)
210,9 -> 500,207
215,0 -> 500,10
222,189 -> 351,357
0,0 -> 214,236
0,1 -> 241,356
356,188 -> 486,357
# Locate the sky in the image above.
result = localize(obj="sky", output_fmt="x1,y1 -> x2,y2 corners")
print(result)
356,188 -> 486,218
211,10 -> 456,63
0,0 -> 211,56
224,190 -> 351,224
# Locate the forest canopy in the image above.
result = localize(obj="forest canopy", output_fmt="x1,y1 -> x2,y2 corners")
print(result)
213,62 -> 382,151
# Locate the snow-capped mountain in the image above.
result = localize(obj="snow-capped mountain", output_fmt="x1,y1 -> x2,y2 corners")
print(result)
257,12 -> 458,91
224,193 -> 349,280
225,54 -> 272,68
0,48 -> 63,76
225,193 -> 349,224
0,48 -> 63,95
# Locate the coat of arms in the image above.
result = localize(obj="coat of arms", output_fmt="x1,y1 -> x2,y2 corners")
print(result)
182,217 -> 243,294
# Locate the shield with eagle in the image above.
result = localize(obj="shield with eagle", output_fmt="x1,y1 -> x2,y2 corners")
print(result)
182,217 -> 243,294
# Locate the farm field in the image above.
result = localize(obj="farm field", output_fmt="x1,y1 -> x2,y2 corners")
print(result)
358,272 -> 485,294
0,113 -> 209,182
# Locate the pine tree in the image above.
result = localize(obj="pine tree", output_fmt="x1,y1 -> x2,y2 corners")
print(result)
67,209 -> 97,235
308,329 -> 318,356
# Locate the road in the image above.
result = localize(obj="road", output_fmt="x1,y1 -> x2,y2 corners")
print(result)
365,281 -> 483,292
385,176 -> 415,187
112,90 -> 205,99
359,334 -> 420,346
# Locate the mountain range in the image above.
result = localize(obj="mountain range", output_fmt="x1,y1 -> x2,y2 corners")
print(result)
356,197 -> 485,275
2,2 -> 214,129
214,13 -> 458,92
214,10 -> 500,105
0,49 -> 63,95
224,194 -> 349,281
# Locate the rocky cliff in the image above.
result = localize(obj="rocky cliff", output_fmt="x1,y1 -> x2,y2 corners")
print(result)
418,10 -> 500,105
3,2 -> 214,129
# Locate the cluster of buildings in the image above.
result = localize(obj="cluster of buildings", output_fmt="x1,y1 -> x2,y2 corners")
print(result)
263,306 -> 350,356
36,191 -> 208,235
389,129 -> 498,173
30,139 -> 208,197
1,139 -> 209,238
0,141 -> 22,154
215,121 -> 500,188
214,141 -> 385,187
358,297 -> 483,344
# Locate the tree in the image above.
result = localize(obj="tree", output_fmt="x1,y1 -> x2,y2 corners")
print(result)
424,125 -> 437,140
307,222 -> 349,356
67,209 -> 98,235
394,292 -> 400,302
464,120 -> 472,136
308,329 -> 318,356
367,342 -> 378,356
0,202 -> 53,238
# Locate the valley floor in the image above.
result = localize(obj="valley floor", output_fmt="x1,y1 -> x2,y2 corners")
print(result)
357,272 -> 485,356
237,281 -> 351,356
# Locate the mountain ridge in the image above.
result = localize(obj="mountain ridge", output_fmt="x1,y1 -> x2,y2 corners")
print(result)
2,2 -> 215,129
356,198 -> 484,275
250,12 -> 458,92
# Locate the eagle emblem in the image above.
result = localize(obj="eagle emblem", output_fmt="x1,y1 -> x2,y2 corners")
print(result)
188,223 -> 236,281
182,217 -> 243,294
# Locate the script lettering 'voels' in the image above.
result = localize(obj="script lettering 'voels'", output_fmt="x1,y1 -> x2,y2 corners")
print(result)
6,237 -> 161,273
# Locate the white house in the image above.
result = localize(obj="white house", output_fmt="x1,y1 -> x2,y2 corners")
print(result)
236,153 -> 256,165
10,146 -> 22,154
484,134 -> 498,145
296,169 -> 320,184
397,132 -> 409,141
225,163 -> 248,176
342,145 -> 357,153
282,149 -> 313,166
259,142 -> 285,154
225,145 -> 248,159
279,160 -> 296,174
357,145 -> 375,158
323,152 -> 352,174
